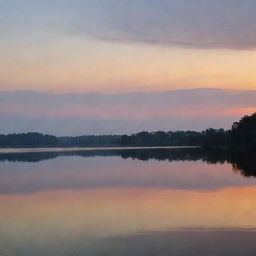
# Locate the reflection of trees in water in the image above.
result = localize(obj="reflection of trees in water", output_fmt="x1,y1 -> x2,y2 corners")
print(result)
229,149 -> 256,177
0,152 -> 59,162
0,148 -> 222,163
0,148 -> 255,178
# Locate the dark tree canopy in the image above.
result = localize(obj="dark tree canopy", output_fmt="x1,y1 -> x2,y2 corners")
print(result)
58,135 -> 120,147
0,133 -> 58,147
230,113 -> 256,149
120,129 -> 229,148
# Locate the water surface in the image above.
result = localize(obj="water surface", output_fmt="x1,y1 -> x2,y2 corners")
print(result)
0,148 -> 256,255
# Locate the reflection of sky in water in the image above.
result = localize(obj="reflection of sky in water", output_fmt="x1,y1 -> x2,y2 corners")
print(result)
0,156 -> 256,194
1,151 -> 256,255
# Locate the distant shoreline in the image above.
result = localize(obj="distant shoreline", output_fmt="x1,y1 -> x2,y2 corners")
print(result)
0,146 -> 200,154
1,113 -> 256,150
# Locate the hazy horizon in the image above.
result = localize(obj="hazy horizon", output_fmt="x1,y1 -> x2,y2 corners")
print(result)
0,88 -> 255,136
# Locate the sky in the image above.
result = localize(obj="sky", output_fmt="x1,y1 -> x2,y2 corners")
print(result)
0,0 -> 256,134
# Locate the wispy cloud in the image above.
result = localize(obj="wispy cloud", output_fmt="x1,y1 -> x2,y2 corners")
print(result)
72,0 -> 256,49
1,0 -> 256,50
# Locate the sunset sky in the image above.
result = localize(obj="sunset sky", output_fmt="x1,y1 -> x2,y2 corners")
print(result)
1,0 -> 256,135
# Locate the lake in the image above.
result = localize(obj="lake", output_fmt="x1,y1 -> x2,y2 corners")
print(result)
0,147 -> 256,256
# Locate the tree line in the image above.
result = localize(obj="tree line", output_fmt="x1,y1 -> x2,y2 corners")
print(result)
120,129 -> 228,148
0,132 -> 58,147
120,113 -> 256,149
0,113 -> 255,148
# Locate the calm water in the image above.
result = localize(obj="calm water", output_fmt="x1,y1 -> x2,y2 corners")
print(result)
0,148 -> 256,256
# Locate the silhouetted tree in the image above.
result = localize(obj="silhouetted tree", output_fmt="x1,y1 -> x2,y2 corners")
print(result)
230,113 -> 256,149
